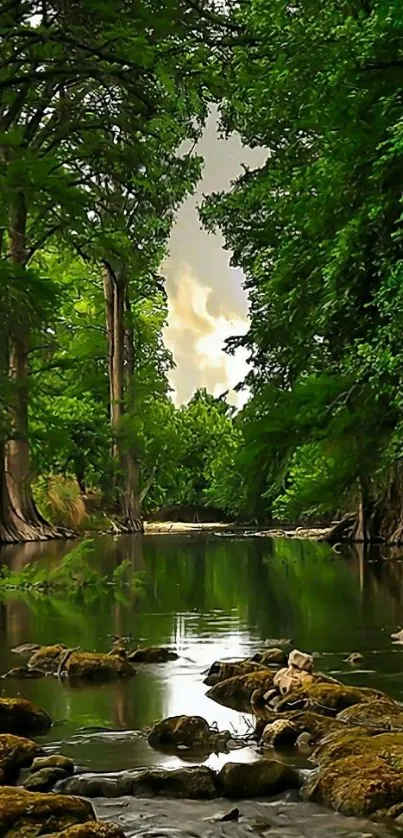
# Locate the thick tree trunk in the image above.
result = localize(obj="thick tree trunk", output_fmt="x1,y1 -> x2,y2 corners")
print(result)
103,266 -> 143,533
0,195 -> 63,543
322,466 -> 403,546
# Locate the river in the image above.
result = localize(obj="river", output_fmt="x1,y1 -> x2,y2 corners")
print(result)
0,533 -> 403,837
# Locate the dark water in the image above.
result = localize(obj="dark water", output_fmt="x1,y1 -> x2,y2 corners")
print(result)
1,533 -> 403,837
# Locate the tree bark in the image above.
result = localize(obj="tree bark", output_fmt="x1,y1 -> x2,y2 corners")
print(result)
103,265 -> 143,533
0,194 -> 63,542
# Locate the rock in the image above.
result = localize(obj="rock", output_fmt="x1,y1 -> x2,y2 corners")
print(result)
303,754 -> 403,816
273,667 -> 314,696
345,653 -> 364,665
275,682 -> 385,715
148,715 -> 211,749
252,648 -> 287,666
46,825 -> 125,838
311,727 -> 374,767
60,766 -> 218,799
28,645 -> 135,681
0,734 -> 39,783
285,710 -> 342,742
217,759 -> 301,798
288,649 -> 314,673
260,718 -> 298,748
204,660 -> 266,687
0,697 -> 51,734
206,670 -> 276,712
0,786 -> 94,835
209,808 -> 240,822
11,643 -> 42,656
264,638 -> 292,648
22,766 -> 69,791
336,698 -> 403,730
1,667 -> 46,679
313,729 -> 403,770
127,646 -> 178,663
391,628 -> 403,642
31,755 -> 75,775
64,651 -> 135,681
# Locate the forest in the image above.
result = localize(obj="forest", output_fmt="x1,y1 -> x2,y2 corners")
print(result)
1,0 -> 403,544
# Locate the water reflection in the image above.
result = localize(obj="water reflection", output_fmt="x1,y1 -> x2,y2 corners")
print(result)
1,534 -> 403,771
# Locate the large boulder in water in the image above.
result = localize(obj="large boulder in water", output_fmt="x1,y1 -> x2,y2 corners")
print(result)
217,759 -> 301,798
148,715 -> 211,749
0,734 -> 39,783
0,786 -> 94,835
274,681 -> 385,715
206,670 -> 276,712
304,753 -> 403,817
60,766 -> 218,800
28,644 -> 66,673
28,645 -> 135,681
0,698 -> 51,734
204,660 -> 268,687
336,698 -> 403,731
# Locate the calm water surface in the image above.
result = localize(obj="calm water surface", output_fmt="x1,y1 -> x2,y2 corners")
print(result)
1,534 -> 403,836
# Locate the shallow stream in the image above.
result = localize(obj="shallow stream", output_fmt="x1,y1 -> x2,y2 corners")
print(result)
1,533 -> 403,837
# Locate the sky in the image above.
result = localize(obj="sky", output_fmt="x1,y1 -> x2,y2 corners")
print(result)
163,110 -> 266,408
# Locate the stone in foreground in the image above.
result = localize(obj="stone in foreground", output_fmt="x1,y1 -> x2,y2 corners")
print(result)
0,786 -> 94,835
304,753 -> 403,817
218,759 -> 301,798
46,824 -> 125,837
0,734 -> 39,783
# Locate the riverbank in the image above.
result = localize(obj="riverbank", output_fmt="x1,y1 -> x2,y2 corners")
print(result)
144,521 -> 330,539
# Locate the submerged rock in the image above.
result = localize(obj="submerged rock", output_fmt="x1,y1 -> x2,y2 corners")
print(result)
217,759 -> 301,798
204,660 -> 267,687
0,734 -> 39,783
149,715 -> 211,749
206,669 -> 276,712
0,697 -> 51,734
127,646 -> 178,663
60,766 -> 218,800
0,786 -> 94,835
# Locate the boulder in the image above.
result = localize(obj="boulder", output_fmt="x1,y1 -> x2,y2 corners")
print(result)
0,734 -> 39,783
0,698 -> 51,734
217,759 -> 301,798
260,719 -> 298,748
204,660 -> 266,687
275,682 -> 384,715
127,646 -> 178,663
303,754 -> 403,817
313,729 -> 403,770
288,649 -> 314,673
31,755 -> 75,775
0,786 -> 94,835
336,698 -> 403,731
27,645 -> 135,681
22,766 -> 70,791
148,715 -> 211,749
284,710 -> 342,743
46,825 -> 125,838
206,670 -> 276,712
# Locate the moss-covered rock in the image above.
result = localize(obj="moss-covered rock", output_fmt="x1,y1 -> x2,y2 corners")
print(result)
303,754 -> 403,817
204,660 -> 267,687
217,759 -> 301,798
27,645 -> 135,681
313,729 -> 403,771
206,670 -> 276,712
148,715 -> 210,749
252,649 -> 287,667
0,734 -> 38,783
0,786 -> 94,835
127,646 -> 178,663
0,698 -> 51,734
285,710 -> 342,742
28,645 -> 66,672
260,718 -> 298,748
275,682 -> 384,715
22,766 -> 69,792
336,698 -> 403,730
47,825 -> 125,838
60,767 -> 218,800
31,755 -> 74,775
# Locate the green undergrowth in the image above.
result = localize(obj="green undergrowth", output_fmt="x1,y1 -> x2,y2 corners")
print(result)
0,539 -> 146,600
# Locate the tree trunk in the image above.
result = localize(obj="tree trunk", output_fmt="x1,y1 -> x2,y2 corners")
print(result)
0,194 -> 63,543
103,266 -> 143,533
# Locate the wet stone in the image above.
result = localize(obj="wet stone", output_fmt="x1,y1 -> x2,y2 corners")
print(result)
0,698 -> 51,734
31,755 -> 75,775
0,785 -> 94,835
217,759 -> 301,799
22,766 -> 70,792
127,646 -> 178,663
